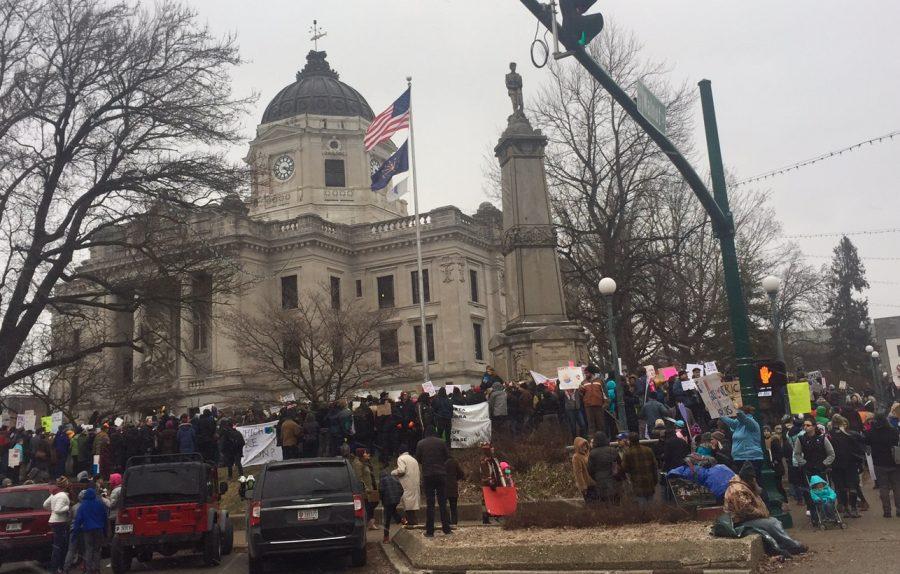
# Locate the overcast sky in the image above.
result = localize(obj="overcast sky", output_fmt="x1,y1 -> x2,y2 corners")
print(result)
189,0 -> 899,319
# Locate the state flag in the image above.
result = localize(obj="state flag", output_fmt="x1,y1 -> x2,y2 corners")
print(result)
371,140 -> 409,191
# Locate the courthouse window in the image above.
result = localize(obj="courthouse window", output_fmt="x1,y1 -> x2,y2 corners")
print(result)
379,329 -> 399,366
325,159 -> 345,187
473,322 -> 484,361
377,275 -> 395,309
469,269 -> 479,303
281,275 -> 298,309
411,269 -> 431,304
191,274 -> 212,351
355,279 -> 363,298
413,323 -> 436,363
330,276 -> 341,310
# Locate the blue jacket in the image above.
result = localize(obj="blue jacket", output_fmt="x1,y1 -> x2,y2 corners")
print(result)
720,411 -> 763,461
73,488 -> 108,533
808,475 -> 837,503
177,423 -> 197,453
667,464 -> 736,499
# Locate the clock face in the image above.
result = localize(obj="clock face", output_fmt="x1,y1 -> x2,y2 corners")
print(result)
272,154 -> 294,181
370,158 -> 381,176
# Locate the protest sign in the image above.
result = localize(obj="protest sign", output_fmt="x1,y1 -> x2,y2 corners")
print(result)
694,373 -> 737,419
681,380 -> 698,391
279,392 -> 296,403
199,404 -> 215,414
114,417 -> 124,427
659,366 -> 678,381
0,410 -> 10,427
720,379 -> 743,409
8,448 -> 21,468
15,414 -> 26,429
557,366 -> 584,390
838,380 -> 847,390
51,411 -> 64,433
644,365 -> 657,379
450,403 -> 491,449
686,363 -> 705,377
92,455 -> 100,476
865,453 -> 876,484
445,385 -> 457,395
421,381 -> 436,396
41,416 -> 52,433
787,382 -> 812,414
23,414 -> 36,431
237,421 -> 283,467
704,361 -> 719,374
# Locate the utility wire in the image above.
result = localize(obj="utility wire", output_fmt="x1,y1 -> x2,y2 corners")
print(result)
783,228 -> 900,239
734,129 -> 900,187
805,254 -> 900,262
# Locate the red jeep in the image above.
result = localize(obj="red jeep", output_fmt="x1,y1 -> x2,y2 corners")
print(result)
110,453 -> 233,573
0,483 -> 59,569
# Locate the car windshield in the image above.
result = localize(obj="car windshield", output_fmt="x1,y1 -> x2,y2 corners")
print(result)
0,490 -> 50,513
124,465 -> 205,505
262,464 -> 350,499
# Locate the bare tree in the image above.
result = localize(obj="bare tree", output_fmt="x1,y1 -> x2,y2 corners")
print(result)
0,0 -> 253,391
222,287 -> 411,408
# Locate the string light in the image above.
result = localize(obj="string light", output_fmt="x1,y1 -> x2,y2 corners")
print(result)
805,254 -> 900,262
734,129 -> 900,187
783,228 -> 900,239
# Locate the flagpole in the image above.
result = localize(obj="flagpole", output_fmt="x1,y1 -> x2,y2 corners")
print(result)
407,77 -> 429,385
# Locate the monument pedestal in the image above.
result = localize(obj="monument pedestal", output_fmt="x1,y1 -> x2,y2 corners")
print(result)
489,64 -> 588,381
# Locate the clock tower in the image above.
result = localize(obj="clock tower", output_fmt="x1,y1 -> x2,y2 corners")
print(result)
246,50 -> 407,224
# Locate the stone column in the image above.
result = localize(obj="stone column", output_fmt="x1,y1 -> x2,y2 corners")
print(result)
489,63 -> 587,380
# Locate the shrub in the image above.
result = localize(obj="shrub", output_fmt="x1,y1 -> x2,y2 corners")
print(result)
502,500 -> 694,530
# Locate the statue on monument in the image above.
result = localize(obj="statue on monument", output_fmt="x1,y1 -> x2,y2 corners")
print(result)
505,62 -> 524,117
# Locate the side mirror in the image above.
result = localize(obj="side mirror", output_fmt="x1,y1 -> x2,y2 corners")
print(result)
219,482 -> 228,496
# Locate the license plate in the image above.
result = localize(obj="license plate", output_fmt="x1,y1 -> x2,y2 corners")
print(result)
5,523 -> 22,532
297,509 -> 318,521
115,524 -> 134,534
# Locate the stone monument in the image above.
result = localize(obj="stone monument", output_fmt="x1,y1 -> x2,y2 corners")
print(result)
489,63 -> 588,381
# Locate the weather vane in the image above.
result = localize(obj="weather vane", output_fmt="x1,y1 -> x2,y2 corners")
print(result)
309,19 -> 327,51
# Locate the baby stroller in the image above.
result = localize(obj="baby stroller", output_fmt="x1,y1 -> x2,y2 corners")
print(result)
804,472 -> 845,530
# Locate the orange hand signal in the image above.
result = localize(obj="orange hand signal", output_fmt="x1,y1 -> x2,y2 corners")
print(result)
759,366 -> 772,386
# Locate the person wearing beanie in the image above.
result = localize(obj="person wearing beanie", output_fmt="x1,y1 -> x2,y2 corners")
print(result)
106,472 -> 124,512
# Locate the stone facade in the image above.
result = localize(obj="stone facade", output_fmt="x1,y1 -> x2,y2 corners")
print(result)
51,51 -> 507,415
874,315 -> 900,390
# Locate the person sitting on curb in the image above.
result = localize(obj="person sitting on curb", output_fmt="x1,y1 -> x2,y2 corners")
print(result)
723,463 -> 808,560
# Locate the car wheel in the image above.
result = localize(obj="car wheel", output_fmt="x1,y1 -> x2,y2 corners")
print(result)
221,518 -> 234,555
137,549 -> 153,563
248,554 -> 264,574
202,525 -> 222,566
350,545 -> 367,567
111,540 -> 133,574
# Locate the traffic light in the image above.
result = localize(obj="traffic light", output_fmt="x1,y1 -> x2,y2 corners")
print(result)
753,360 -> 787,397
559,0 -> 605,47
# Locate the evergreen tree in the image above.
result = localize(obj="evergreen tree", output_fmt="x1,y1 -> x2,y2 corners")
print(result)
824,237 -> 873,383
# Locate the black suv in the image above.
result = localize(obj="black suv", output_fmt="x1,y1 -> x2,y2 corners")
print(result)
246,458 -> 366,572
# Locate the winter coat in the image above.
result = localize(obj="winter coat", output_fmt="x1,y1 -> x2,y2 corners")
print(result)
640,398 -> 671,424
829,429 -> 865,470
517,388 -> 534,413
280,418 -> 302,447
580,381 -> 608,408
433,395 -> 453,420
157,428 -> 177,455
571,437 -> 595,493
391,452 -> 421,510
72,488 -> 108,533
621,444 -> 658,497
53,431 -> 70,462
222,428 -> 245,458
379,471 -> 404,506
663,436 -> 691,471
721,411 -> 764,461
723,476 -> 768,524
793,431 -> 835,471
488,386 -> 508,417
667,464 -> 735,499
808,475 -> 837,503
176,423 -> 197,454
351,457 -> 378,501
586,432 -> 618,497
444,457 -> 465,498
415,435 -> 449,478
43,490 -> 70,524
864,418 -> 899,468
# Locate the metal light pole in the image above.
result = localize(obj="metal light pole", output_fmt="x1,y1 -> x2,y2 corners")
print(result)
762,275 -> 785,364
869,349 -> 882,409
599,278 -> 626,431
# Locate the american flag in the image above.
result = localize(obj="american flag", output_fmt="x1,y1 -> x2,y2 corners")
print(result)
364,88 -> 410,151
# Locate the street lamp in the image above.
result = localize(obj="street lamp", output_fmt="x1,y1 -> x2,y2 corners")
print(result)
869,350 -> 882,409
598,277 -> 626,431
761,275 -> 785,365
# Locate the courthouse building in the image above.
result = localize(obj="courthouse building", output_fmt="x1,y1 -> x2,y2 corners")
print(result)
55,51 -> 507,414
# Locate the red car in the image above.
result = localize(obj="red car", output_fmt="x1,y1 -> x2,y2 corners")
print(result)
0,483 -> 60,569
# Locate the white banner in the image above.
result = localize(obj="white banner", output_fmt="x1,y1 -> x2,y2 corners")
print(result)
51,411 -> 64,433
694,372 -> 737,419
237,421 -> 283,467
450,403 -> 491,449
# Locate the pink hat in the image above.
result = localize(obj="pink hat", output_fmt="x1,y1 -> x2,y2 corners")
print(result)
109,473 -> 123,489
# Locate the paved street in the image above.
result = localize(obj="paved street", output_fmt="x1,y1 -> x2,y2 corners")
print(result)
0,543 -> 394,574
